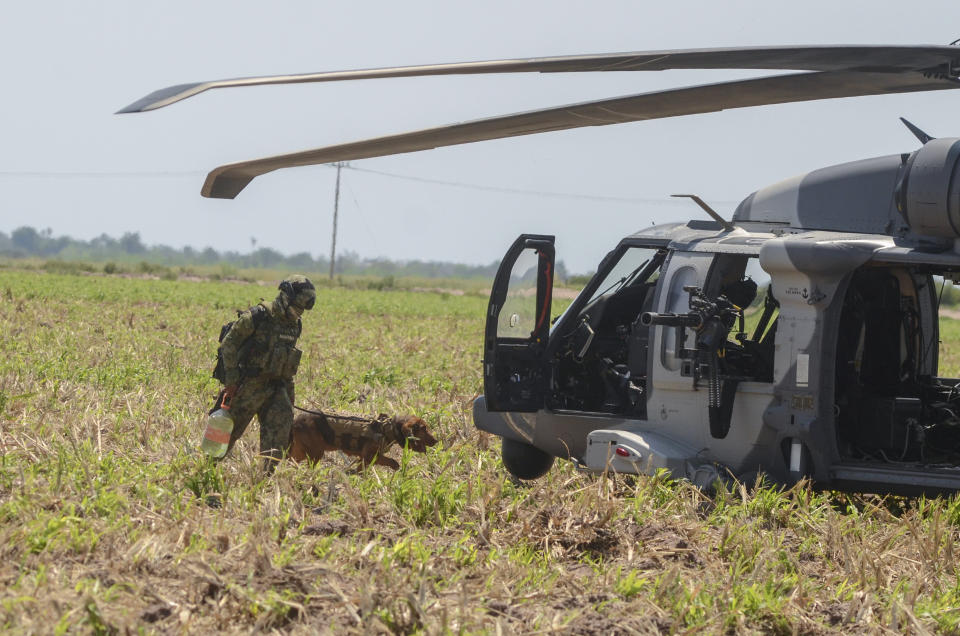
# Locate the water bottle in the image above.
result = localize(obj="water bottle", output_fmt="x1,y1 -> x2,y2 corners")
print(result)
201,394 -> 235,458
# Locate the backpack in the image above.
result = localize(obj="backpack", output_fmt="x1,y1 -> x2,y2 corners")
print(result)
212,304 -> 268,383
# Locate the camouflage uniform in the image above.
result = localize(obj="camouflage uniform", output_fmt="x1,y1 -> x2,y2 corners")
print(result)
218,275 -> 316,470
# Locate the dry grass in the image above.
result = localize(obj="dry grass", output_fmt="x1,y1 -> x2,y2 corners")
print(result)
2,269 -> 960,633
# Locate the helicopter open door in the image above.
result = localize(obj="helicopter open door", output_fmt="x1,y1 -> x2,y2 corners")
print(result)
484,234 -> 555,412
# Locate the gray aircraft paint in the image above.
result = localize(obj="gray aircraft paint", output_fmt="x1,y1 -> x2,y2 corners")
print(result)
475,140 -> 960,490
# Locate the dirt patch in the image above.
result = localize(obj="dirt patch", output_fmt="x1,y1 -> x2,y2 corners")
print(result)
302,519 -> 352,536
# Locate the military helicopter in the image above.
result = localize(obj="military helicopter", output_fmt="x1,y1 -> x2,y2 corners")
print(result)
123,44 -> 960,495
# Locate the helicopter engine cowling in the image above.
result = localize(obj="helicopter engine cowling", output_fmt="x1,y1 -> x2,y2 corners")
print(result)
899,137 -> 960,238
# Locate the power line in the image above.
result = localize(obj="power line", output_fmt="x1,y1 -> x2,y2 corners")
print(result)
338,164 -> 740,206
342,180 -> 382,255
0,166 -> 739,206
0,170 -> 203,178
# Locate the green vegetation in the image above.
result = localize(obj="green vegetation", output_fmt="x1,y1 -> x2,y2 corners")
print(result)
0,225 -> 573,281
1,266 -> 960,632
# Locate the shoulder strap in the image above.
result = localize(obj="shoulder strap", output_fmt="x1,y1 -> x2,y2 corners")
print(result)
296,317 -> 302,338
250,303 -> 269,328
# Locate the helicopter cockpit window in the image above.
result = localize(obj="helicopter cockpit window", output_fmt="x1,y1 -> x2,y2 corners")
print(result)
585,247 -> 663,307
548,246 -> 666,416
497,247 -> 542,338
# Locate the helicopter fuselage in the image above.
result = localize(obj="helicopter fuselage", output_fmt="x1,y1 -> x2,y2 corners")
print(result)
475,140 -> 960,495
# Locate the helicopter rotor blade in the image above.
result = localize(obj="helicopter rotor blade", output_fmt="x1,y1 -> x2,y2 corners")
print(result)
202,70 -> 960,199
118,45 -> 960,113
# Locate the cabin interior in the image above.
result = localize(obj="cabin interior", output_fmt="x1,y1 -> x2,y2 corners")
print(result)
834,264 -> 960,466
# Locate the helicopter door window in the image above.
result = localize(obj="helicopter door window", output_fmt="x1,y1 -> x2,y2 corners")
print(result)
705,254 -> 775,383
497,248 -> 543,338
661,266 -> 698,371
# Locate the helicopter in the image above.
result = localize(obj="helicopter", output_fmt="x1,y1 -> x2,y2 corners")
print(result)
122,44 -> 960,495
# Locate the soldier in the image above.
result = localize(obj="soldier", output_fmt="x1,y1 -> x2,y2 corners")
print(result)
216,275 -> 316,470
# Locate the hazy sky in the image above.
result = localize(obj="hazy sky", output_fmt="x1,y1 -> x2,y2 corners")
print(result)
4,1 -> 960,273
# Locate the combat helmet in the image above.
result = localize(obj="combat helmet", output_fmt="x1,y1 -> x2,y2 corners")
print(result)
279,275 -> 316,311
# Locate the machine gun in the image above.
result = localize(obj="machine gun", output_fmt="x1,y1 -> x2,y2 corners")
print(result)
640,285 -> 740,350
641,285 -> 742,439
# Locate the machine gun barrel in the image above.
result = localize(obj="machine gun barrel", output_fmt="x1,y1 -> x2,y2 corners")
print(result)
639,311 -> 703,329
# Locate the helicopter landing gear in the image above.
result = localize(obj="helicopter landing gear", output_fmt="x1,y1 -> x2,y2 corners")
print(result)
501,438 -> 555,480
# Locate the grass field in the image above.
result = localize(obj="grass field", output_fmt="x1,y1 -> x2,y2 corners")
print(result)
3,269 -> 960,633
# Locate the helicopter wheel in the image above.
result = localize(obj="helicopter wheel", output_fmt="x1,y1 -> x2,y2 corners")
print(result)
501,438 -> 554,480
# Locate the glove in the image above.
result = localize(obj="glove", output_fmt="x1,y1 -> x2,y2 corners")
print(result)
222,385 -> 238,410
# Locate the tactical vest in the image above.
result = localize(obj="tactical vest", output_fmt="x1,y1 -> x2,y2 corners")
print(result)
238,308 -> 303,381
213,305 -> 267,383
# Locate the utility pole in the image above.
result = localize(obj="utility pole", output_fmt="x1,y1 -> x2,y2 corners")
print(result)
328,161 -> 346,280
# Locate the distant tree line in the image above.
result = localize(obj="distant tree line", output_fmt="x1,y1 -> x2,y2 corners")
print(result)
0,226 -> 570,280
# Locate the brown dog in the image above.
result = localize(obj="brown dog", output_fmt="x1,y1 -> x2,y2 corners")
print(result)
288,410 -> 437,469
